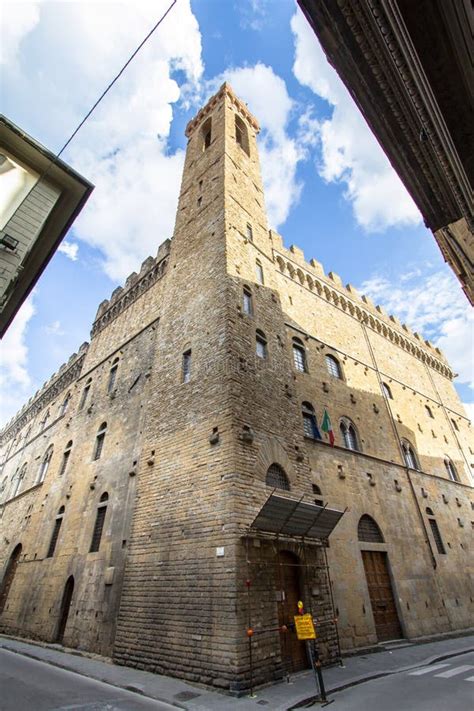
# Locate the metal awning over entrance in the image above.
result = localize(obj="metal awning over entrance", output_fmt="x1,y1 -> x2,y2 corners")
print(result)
249,493 -> 345,540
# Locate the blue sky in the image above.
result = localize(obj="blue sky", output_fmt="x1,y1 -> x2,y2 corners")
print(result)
1,0 -> 472,427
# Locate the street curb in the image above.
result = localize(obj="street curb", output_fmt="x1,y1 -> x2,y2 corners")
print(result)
0,642 -> 187,710
287,647 -> 474,709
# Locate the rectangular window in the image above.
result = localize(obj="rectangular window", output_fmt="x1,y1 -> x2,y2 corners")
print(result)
429,518 -> 446,554
246,223 -> 253,241
182,349 -> 192,383
46,518 -> 63,558
94,433 -> 105,461
243,289 -> 252,315
293,346 -> 305,372
236,125 -> 243,147
303,414 -> 315,439
90,506 -> 107,553
256,261 -> 264,284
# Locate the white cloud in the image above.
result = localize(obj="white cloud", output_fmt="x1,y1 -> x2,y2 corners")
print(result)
0,1 -> 41,66
291,9 -> 421,232
0,295 -> 36,427
462,402 -> 473,425
206,63 -> 305,228
58,241 -> 79,261
44,320 -> 65,336
2,0 -> 203,281
359,269 -> 473,388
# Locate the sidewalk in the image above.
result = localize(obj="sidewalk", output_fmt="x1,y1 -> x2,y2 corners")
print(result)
1,632 -> 473,710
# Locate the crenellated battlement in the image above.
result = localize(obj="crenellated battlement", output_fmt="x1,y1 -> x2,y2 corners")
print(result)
0,343 -> 89,444
185,82 -> 260,139
91,240 -> 171,338
269,230 -> 452,379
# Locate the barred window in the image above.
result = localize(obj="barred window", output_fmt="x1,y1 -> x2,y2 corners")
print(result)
382,382 -> 392,400
93,423 -> 107,461
79,379 -> 92,411
426,510 -> 446,554
444,458 -> 459,482
292,338 -> 307,372
302,402 -> 319,439
340,418 -> 360,451
358,514 -> 384,543
38,445 -> 54,484
256,259 -> 264,284
59,441 -> 73,477
46,507 -> 65,558
182,349 -> 192,383
256,330 -> 267,359
326,354 -> 342,379
401,439 -> 419,469
108,358 -> 119,393
90,493 -> 108,553
243,287 -> 253,315
265,463 -> 290,491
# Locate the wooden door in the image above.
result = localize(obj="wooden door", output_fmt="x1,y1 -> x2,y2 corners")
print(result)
276,551 -> 309,672
56,576 -> 74,643
362,551 -> 402,642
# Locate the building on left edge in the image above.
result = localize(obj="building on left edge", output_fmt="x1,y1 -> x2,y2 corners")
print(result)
0,116 -> 93,337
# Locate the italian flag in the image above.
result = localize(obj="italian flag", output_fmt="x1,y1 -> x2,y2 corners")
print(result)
321,409 -> 335,446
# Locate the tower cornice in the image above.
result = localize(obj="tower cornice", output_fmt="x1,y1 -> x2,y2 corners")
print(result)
185,82 -> 260,138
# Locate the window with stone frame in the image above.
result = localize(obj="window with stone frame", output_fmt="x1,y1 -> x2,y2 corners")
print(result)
444,457 -> 459,482
38,445 -> 54,484
235,114 -> 250,156
93,423 -> 107,461
59,441 -> 73,477
326,354 -> 342,379
358,514 -> 384,542
255,259 -> 264,284
401,438 -> 419,470
90,493 -> 108,553
426,509 -> 446,554
243,286 -> 253,315
59,393 -> 71,417
302,401 -> 320,439
340,417 -> 360,451
79,378 -> 92,411
182,349 -> 192,383
292,337 -> 307,372
265,463 -> 290,490
108,358 -> 119,393
202,117 -> 212,150
256,329 -> 267,359
46,506 -> 65,558
246,223 -> 253,242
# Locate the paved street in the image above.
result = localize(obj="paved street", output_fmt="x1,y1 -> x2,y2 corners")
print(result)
0,648 -> 178,711
325,651 -> 474,711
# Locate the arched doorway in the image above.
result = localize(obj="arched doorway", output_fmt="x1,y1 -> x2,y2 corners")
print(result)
358,515 -> 402,642
276,551 -> 309,672
0,544 -> 22,614
55,576 -> 74,643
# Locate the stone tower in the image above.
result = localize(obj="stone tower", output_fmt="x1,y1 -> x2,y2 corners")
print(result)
1,84 -> 472,693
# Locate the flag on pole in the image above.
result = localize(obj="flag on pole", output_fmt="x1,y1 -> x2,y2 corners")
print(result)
321,409 -> 335,446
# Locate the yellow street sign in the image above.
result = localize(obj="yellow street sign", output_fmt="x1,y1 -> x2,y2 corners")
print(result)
294,613 -> 316,640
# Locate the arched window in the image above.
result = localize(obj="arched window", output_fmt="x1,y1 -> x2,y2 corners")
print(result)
182,349 -> 192,383
243,286 -> 253,315
90,493 -> 108,553
235,114 -> 250,156
425,405 -> 434,419
292,338 -> 307,372
265,463 -> 290,491
326,354 -> 342,379
38,445 -> 54,484
0,543 -> 22,614
358,515 -> 384,543
340,418 -> 360,451
201,117 -> 212,150
93,423 -> 107,461
11,462 -> 27,499
382,382 -> 392,400
46,507 -> 65,558
79,378 -> 92,411
40,409 -> 50,432
401,439 -> 419,469
59,441 -> 73,477
256,329 -> 267,359
108,358 -> 119,393
444,458 -> 459,482
425,508 -> 446,554
59,393 -> 71,417
255,259 -> 264,284
302,402 -> 320,439
312,484 -> 323,506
